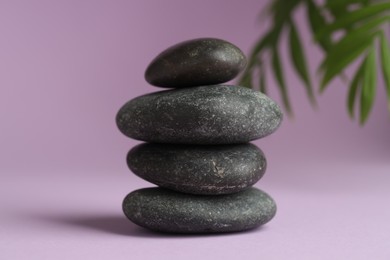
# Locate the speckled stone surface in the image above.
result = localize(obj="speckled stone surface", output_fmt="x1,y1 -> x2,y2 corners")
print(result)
127,143 -> 266,195
116,85 -> 283,144
145,38 -> 246,88
122,187 -> 276,233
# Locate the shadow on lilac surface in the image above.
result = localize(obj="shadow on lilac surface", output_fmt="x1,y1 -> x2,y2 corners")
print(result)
32,213 -> 269,238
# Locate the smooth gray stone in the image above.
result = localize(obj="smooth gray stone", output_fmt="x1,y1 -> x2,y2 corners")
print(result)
116,85 -> 283,144
127,143 -> 266,195
145,38 -> 246,88
122,187 -> 276,234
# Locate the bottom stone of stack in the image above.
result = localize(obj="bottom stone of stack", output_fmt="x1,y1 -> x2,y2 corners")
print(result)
122,187 -> 276,234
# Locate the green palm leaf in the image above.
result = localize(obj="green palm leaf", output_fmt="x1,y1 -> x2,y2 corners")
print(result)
271,47 -> 293,115
316,2 -> 390,40
306,0 -> 332,51
259,64 -> 267,94
320,14 -> 388,70
325,0 -> 367,9
360,46 -> 377,124
242,0 -> 389,123
348,58 -> 366,118
289,21 -> 316,106
379,32 -> 390,113
247,31 -> 277,68
241,30 -> 280,88
319,26 -> 379,90
270,0 -> 301,28
239,70 -> 253,89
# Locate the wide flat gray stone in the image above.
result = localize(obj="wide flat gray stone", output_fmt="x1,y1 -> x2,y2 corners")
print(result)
116,85 -> 283,144
122,187 -> 276,233
145,38 -> 246,88
127,143 -> 266,195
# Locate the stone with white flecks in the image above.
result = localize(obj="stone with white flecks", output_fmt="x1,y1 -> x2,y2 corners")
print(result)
145,38 -> 246,88
123,187 -> 276,233
127,143 -> 266,195
116,85 -> 283,144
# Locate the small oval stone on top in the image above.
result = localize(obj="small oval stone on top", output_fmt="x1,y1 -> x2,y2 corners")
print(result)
145,38 -> 247,88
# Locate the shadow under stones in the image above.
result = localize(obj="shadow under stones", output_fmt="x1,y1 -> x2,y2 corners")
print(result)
34,213 -> 267,238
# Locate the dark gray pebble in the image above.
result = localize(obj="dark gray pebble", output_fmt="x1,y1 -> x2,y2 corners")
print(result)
116,85 -> 283,144
145,38 -> 246,88
127,143 -> 266,195
122,187 -> 276,233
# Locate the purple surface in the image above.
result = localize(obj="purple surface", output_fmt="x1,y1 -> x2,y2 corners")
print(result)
1,0 -> 390,259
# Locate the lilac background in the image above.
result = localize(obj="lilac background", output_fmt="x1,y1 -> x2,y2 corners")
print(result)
1,1 -> 389,259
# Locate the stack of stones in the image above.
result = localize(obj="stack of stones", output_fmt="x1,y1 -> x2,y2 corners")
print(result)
116,38 -> 283,234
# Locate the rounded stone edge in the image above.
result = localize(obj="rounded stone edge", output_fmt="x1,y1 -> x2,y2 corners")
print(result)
144,38 -> 247,88
126,143 -> 267,195
122,187 -> 277,234
115,85 -> 283,144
